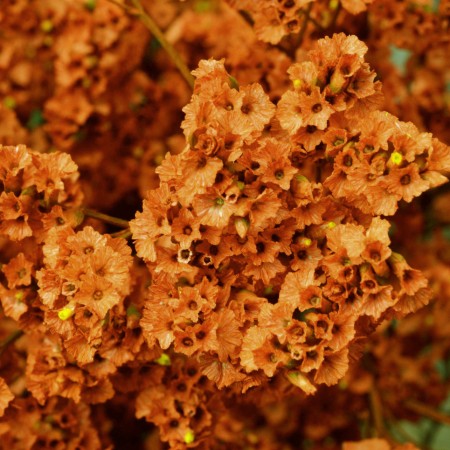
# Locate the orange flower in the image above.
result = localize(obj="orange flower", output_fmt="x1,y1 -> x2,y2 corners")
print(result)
240,327 -> 284,377
141,303 -> 176,350
291,238 -> 322,273
74,273 -> 120,318
314,348 -> 349,386
177,151 -> 224,204
0,377 -> 14,416
384,164 -> 430,203
327,312 -> 356,351
23,151 -> 79,201
192,187 -> 236,228
198,354 -> 246,389
279,269 -> 317,310
2,252 -> 34,289
212,309 -> 242,361
243,259 -> 286,285
0,192 -> 33,241
326,223 -> 365,261
239,83 -> 275,132
393,288 -> 433,315
130,186 -> 172,262
360,285 -> 396,319
248,188 -> 283,231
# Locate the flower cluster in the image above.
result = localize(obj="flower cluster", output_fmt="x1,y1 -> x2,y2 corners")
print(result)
1,1 -> 450,449
0,396 -> 105,448
0,0 -> 188,209
131,34 -> 449,409
36,226 -> 133,364
0,144 -> 82,242
0,144 -> 83,335
225,0 -> 375,45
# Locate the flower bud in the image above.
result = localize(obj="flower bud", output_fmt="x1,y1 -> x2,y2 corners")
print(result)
184,429 -> 195,444
234,217 -> 249,239
58,305 -> 75,321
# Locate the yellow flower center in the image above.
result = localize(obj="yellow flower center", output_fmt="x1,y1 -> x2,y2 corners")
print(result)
390,151 -> 403,165
184,430 -> 195,444
58,307 -> 75,321
40,20 -> 54,33
300,237 -> 312,247
154,353 -> 171,366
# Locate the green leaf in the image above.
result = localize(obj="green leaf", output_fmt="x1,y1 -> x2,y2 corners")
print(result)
26,109 -> 45,130
435,359 -> 450,381
389,45 -> 412,76
442,226 -> 450,242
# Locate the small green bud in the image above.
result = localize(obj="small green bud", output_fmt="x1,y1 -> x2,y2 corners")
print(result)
229,75 -> 239,91
126,305 -> 141,318
154,353 -> 171,366
84,0 -> 96,11
3,96 -> 16,110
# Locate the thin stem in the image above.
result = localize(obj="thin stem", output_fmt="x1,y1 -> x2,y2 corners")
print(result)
384,407 -> 421,447
405,399 -> 450,426
278,2 -> 314,60
108,0 -> 136,14
307,14 -> 325,31
238,9 -> 254,28
296,2 -> 314,49
369,385 -> 388,438
0,330 -> 24,358
82,208 -> 129,228
328,1 -> 342,30
110,229 -> 132,239
128,0 -> 195,89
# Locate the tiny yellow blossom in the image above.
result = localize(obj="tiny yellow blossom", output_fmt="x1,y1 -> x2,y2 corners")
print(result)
299,237 -> 312,247
40,20 -> 54,33
390,151 -> 403,165
58,306 -> 75,321
184,429 -> 195,444
154,353 -> 171,366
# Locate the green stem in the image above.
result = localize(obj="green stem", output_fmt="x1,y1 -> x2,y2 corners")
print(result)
328,0 -> 342,30
405,399 -> 450,426
0,330 -> 24,358
110,229 -> 132,239
369,385 -> 387,438
129,0 -> 195,89
82,208 -> 129,228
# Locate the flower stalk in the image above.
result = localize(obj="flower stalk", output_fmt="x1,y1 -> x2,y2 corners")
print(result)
82,208 -> 129,228
112,0 -> 195,89
0,329 -> 24,358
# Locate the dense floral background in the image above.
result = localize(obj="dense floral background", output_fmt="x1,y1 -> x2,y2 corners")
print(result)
0,1 -> 449,449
